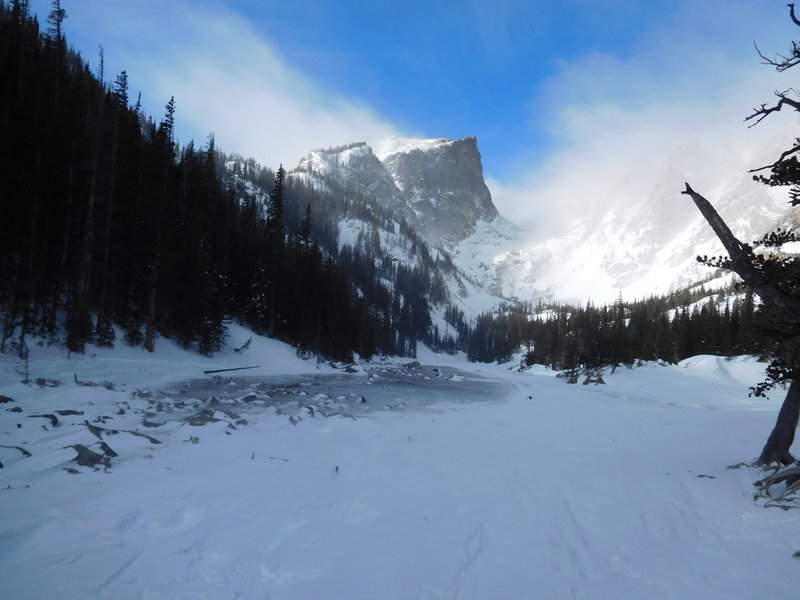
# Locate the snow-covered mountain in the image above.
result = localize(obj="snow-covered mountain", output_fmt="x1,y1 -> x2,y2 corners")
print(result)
290,137 -> 526,308
288,138 -> 519,318
248,132 -> 798,316
374,136 -> 498,242
509,133 -> 798,304
365,133 -> 797,306
294,136 -> 501,246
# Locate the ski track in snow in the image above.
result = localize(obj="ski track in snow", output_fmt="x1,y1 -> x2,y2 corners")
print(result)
0,333 -> 799,599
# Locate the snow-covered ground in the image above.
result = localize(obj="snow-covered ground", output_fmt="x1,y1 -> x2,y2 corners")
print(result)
1,326 -> 799,599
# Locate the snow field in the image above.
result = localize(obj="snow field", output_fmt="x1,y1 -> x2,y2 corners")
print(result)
1,333 -> 799,599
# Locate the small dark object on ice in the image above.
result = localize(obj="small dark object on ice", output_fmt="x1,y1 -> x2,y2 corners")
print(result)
724,462 -> 752,470
98,442 -> 117,458
74,374 -> 98,386
64,444 -> 110,469
35,378 -> 60,387
28,413 -> 58,427
203,365 -> 259,375
583,368 -> 605,385
84,421 -> 110,440
0,395 -> 13,404
55,409 -> 84,416
0,444 -> 32,458
183,409 -> 221,426
7,406 -> 22,413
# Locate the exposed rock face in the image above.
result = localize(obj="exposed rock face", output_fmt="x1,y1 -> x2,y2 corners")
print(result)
282,137 -> 519,319
379,136 -> 498,244
293,142 -> 408,216
292,137 -> 501,247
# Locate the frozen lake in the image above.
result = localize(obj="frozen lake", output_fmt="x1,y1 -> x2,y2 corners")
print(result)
169,361 -> 516,422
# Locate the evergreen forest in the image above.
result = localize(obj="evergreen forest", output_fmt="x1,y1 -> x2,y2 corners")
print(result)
0,3 -> 386,361
467,287 -> 769,371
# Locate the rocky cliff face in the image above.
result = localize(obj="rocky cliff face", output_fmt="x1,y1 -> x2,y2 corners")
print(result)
292,136 -> 501,247
377,136 -> 498,244
293,142 -> 409,216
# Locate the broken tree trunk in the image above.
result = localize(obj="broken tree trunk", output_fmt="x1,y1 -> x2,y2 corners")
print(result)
758,379 -> 800,465
681,183 -> 800,323
682,183 -> 800,465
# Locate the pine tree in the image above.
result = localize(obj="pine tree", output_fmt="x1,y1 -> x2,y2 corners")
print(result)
267,164 -> 286,240
143,96 -> 177,352
46,0 -> 66,41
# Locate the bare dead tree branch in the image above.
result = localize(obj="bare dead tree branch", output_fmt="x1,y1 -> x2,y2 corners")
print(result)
790,3 -> 800,27
681,183 -> 800,323
749,140 -> 800,173
754,41 -> 800,72
745,90 -> 800,128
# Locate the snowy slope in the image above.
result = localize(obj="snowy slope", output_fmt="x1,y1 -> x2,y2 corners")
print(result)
288,142 -> 512,320
372,135 -> 455,162
515,180 -> 794,304
497,130 -> 799,304
446,213 -> 526,298
1,334 -> 799,599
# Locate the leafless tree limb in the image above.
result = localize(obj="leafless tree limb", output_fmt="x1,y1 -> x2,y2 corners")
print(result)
790,3 -> 800,27
749,141 -> 800,173
681,183 -> 800,323
754,42 -> 800,72
745,90 -> 800,128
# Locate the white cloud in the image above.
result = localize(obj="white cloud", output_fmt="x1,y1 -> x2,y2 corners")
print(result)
490,4 -> 796,242
150,6 -> 398,168
46,0 -> 398,169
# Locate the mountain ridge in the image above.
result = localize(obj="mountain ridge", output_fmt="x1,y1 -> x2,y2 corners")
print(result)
292,132 -> 797,306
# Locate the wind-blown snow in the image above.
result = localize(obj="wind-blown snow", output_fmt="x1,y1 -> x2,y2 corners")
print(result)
1,330 -> 799,599
371,135 -> 457,162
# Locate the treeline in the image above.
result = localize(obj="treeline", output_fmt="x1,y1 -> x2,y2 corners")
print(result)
0,3 -> 383,361
467,288 -> 765,368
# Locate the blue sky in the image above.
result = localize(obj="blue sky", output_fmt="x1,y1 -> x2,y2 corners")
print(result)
25,1 -> 798,231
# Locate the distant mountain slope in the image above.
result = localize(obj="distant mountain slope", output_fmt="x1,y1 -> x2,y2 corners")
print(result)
235,131 -> 797,326
513,134 -> 796,303
287,139 -> 512,315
